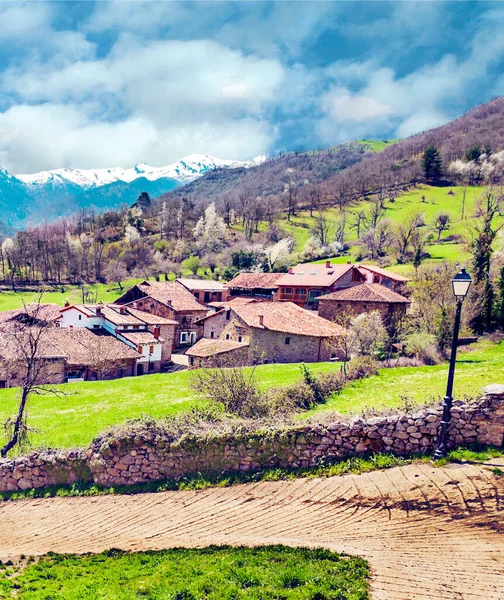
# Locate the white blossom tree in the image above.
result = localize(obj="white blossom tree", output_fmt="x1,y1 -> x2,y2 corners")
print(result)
348,311 -> 388,356
264,237 -> 293,271
193,203 -> 227,253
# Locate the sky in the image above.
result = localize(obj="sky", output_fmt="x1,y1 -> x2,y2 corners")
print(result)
0,0 -> 503,174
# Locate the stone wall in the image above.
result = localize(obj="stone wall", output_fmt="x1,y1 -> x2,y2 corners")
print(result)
1,386 -> 503,493
249,328 -> 333,363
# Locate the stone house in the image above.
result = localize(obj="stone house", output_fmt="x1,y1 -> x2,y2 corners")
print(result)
356,264 -> 409,294
177,278 -> 229,305
0,324 -> 67,388
273,262 -> 366,309
189,301 -> 345,365
49,328 -> 140,381
59,303 -> 177,373
318,283 -> 411,335
0,324 -> 140,387
226,272 -> 285,300
185,338 -> 249,368
115,281 -> 207,349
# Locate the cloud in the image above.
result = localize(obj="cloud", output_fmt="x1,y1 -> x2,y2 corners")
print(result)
0,36 -> 284,172
0,1 -> 503,172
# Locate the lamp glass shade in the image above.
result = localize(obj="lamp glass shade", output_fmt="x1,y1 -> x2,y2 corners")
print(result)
452,268 -> 472,298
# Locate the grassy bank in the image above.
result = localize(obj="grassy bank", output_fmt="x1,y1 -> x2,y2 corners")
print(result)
307,339 -> 504,417
0,546 -> 370,600
0,340 -> 501,451
0,362 -> 339,449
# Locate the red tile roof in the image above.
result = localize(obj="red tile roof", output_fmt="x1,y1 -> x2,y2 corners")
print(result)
277,264 -> 355,288
227,272 -> 285,290
48,328 -> 141,365
357,264 -> 409,282
319,283 -> 411,304
185,338 -> 249,358
232,302 -> 344,337
208,297 -> 259,309
0,303 -> 62,324
177,278 -> 228,291
118,330 -> 163,344
136,281 -> 207,312
116,306 -> 177,326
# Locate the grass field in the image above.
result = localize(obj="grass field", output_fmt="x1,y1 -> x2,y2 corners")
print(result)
279,184 -> 499,266
307,339 -> 504,417
0,546 -> 370,600
0,361 -> 340,449
0,278 -> 144,312
0,340 -> 501,451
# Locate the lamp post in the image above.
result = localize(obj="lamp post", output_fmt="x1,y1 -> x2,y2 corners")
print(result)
433,268 -> 472,460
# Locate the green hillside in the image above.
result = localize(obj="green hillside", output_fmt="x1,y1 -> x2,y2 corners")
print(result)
277,184 -> 497,272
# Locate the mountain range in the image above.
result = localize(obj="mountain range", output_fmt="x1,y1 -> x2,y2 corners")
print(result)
0,154 -> 266,230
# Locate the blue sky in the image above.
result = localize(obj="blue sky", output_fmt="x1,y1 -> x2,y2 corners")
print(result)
0,1 -> 502,173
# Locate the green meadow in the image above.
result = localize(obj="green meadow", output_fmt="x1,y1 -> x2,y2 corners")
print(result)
0,546 -> 370,600
0,339 -> 500,451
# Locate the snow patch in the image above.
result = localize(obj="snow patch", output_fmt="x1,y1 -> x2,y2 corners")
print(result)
17,154 -> 268,190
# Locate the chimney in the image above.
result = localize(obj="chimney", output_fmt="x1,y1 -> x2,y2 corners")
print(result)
259,314 -> 264,326
119,306 -> 125,314
288,267 -> 293,274
347,261 -> 352,265
96,306 -> 102,316
64,301 -> 70,307
326,260 -> 331,268
153,326 -> 160,340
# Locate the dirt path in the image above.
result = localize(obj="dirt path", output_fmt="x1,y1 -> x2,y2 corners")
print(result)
1,459 -> 503,600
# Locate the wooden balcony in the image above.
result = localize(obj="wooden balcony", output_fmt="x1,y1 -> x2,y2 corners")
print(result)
274,292 -> 308,302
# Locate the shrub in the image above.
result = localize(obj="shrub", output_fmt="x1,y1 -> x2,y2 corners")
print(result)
270,382 -> 316,412
190,366 -> 269,418
404,331 -> 443,365
346,356 -> 379,380
316,371 -> 345,397
300,363 -> 325,405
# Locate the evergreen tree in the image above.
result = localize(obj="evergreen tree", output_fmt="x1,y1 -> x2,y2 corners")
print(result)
421,146 -> 443,181
467,191 -> 503,333
132,191 -> 151,210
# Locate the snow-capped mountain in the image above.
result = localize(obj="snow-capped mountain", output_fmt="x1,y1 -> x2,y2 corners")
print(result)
17,154 -> 267,190
0,153 -> 267,228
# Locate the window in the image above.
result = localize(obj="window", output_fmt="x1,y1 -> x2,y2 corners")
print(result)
181,316 -> 187,324
284,287 -> 292,294
238,336 -> 242,342
194,292 -> 200,299
373,275 -> 380,283
149,362 -> 155,372
93,324 -> 100,329
149,345 -> 154,354
285,337 -> 291,345
226,310 -> 230,321
226,334 -> 230,340
78,314 -> 82,321
133,325 -> 140,330
351,270 -> 361,282
210,331 -> 215,338
180,332 -> 188,344
137,345 -> 142,353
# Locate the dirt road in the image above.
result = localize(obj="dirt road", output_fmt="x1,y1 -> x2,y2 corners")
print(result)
1,459 -> 503,600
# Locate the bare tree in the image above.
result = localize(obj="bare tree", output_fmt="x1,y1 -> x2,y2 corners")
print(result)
0,299 -> 64,457
361,218 -> 394,258
311,211 -> 331,245
394,212 -> 424,263
433,212 -> 451,242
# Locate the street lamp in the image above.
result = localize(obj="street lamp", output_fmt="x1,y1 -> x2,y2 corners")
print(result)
433,268 -> 472,460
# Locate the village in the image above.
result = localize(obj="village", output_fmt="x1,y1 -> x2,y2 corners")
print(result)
0,261 -> 410,386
